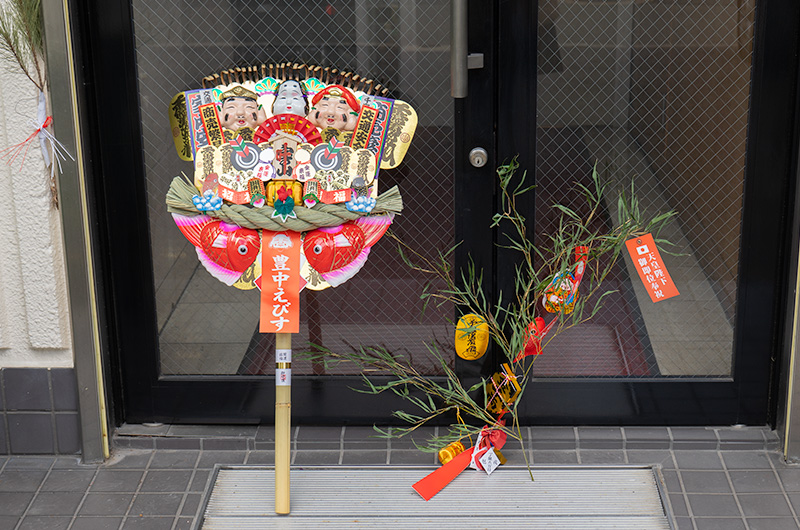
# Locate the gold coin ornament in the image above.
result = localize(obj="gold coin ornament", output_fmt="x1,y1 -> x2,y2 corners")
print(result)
455,313 -> 489,361
438,441 -> 466,465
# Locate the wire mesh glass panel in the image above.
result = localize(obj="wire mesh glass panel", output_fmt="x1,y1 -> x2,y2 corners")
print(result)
131,1 -> 453,375
534,0 -> 754,377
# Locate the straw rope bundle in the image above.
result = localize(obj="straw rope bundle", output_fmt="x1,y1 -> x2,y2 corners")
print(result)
165,176 -> 403,231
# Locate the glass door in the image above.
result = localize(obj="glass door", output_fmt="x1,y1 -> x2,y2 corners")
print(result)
475,0 -> 783,424
80,0 -> 795,425
93,0 -> 463,423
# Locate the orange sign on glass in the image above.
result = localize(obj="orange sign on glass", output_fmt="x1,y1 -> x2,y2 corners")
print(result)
259,230 -> 302,333
625,233 -> 679,303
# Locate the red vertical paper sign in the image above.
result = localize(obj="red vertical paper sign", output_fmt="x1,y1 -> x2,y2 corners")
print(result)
625,233 -> 680,303
260,231 -> 302,333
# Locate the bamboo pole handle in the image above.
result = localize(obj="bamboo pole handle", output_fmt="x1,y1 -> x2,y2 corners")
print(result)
275,333 -> 292,514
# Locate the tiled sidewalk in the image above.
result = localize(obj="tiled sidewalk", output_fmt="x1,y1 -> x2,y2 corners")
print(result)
0,425 -> 796,529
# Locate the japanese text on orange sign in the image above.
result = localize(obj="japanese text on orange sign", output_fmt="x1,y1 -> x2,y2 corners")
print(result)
625,233 -> 679,303
260,231 -> 301,333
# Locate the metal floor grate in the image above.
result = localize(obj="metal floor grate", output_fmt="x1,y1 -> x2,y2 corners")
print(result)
200,465 -> 673,529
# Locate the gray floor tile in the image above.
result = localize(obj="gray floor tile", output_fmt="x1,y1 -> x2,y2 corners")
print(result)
139,470 -> 192,493
189,471 -> 211,492
531,450 -> 578,464
255,425 -> 274,442
342,426 -> 388,449
341,450 -> 387,465
293,450 -> 341,465
114,438 -> 155,450
500,450 -> 528,466
671,427 -> 718,441
389,450 -> 437,465
668,493 -> 688,516
196,451 -> 246,469
154,438 -> 201,450
737,493 -> 794,517
746,518 -> 800,530
786,492 -> 800,513
687,494 -> 742,516
624,427 -> 670,441
26,492 -> 83,516
122,516 -> 175,529
719,442 -> 769,451
174,517 -> 194,529
52,457 -> 88,469
148,451 -> 199,469
674,441 -> 719,450
106,451 -> 153,469
577,427 -> 623,449
729,470 -> 782,493
777,468 -> 800,491
717,428 -> 766,442
180,494 -> 201,517
721,451 -> 773,469
16,516 -> 71,530
70,516 -> 124,530
202,438 -> 248,451
530,426 -> 576,441
41,469 -> 96,491
166,425 -> 256,437
296,426 -> 342,442
626,450 -> 674,468
79,493 -> 134,516
129,493 -> 183,516
674,516 -> 694,530
626,441 -> 672,450
0,492 -> 34,515
578,450 -> 626,464
680,471 -> 732,493
0,470 -> 47,492
294,440 -> 341,450
693,518 -> 747,530
661,469 -> 682,492
0,516 -> 17,530
387,427 -> 437,450
244,451 -> 275,465
674,451 -> 723,470
5,457 -> 55,469
90,470 -> 144,492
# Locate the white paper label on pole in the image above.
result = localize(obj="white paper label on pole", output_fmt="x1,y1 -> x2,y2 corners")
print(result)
276,349 -> 292,363
276,368 -> 291,386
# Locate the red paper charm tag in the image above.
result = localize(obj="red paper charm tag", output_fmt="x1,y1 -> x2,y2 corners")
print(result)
625,233 -> 679,302
260,231 -> 302,333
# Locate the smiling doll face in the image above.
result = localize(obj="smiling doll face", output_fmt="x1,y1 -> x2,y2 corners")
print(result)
220,96 -> 265,131
307,86 -> 360,132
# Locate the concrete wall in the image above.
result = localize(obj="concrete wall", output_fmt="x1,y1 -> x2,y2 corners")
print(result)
0,57 -> 73,368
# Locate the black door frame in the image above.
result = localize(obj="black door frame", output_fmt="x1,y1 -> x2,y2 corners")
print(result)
73,0 -> 800,425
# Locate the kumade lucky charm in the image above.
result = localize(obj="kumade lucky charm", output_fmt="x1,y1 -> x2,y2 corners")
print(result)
164,63 -> 417,514
165,67 -> 416,302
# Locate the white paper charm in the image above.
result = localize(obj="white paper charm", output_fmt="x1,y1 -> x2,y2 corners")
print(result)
276,368 -> 291,386
479,448 -> 501,475
276,349 -> 292,363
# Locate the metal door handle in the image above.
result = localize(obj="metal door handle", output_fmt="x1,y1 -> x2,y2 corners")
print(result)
451,0 -> 468,98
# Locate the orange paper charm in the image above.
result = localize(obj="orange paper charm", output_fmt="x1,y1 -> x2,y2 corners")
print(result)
625,233 -> 679,302
260,231 -> 302,333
